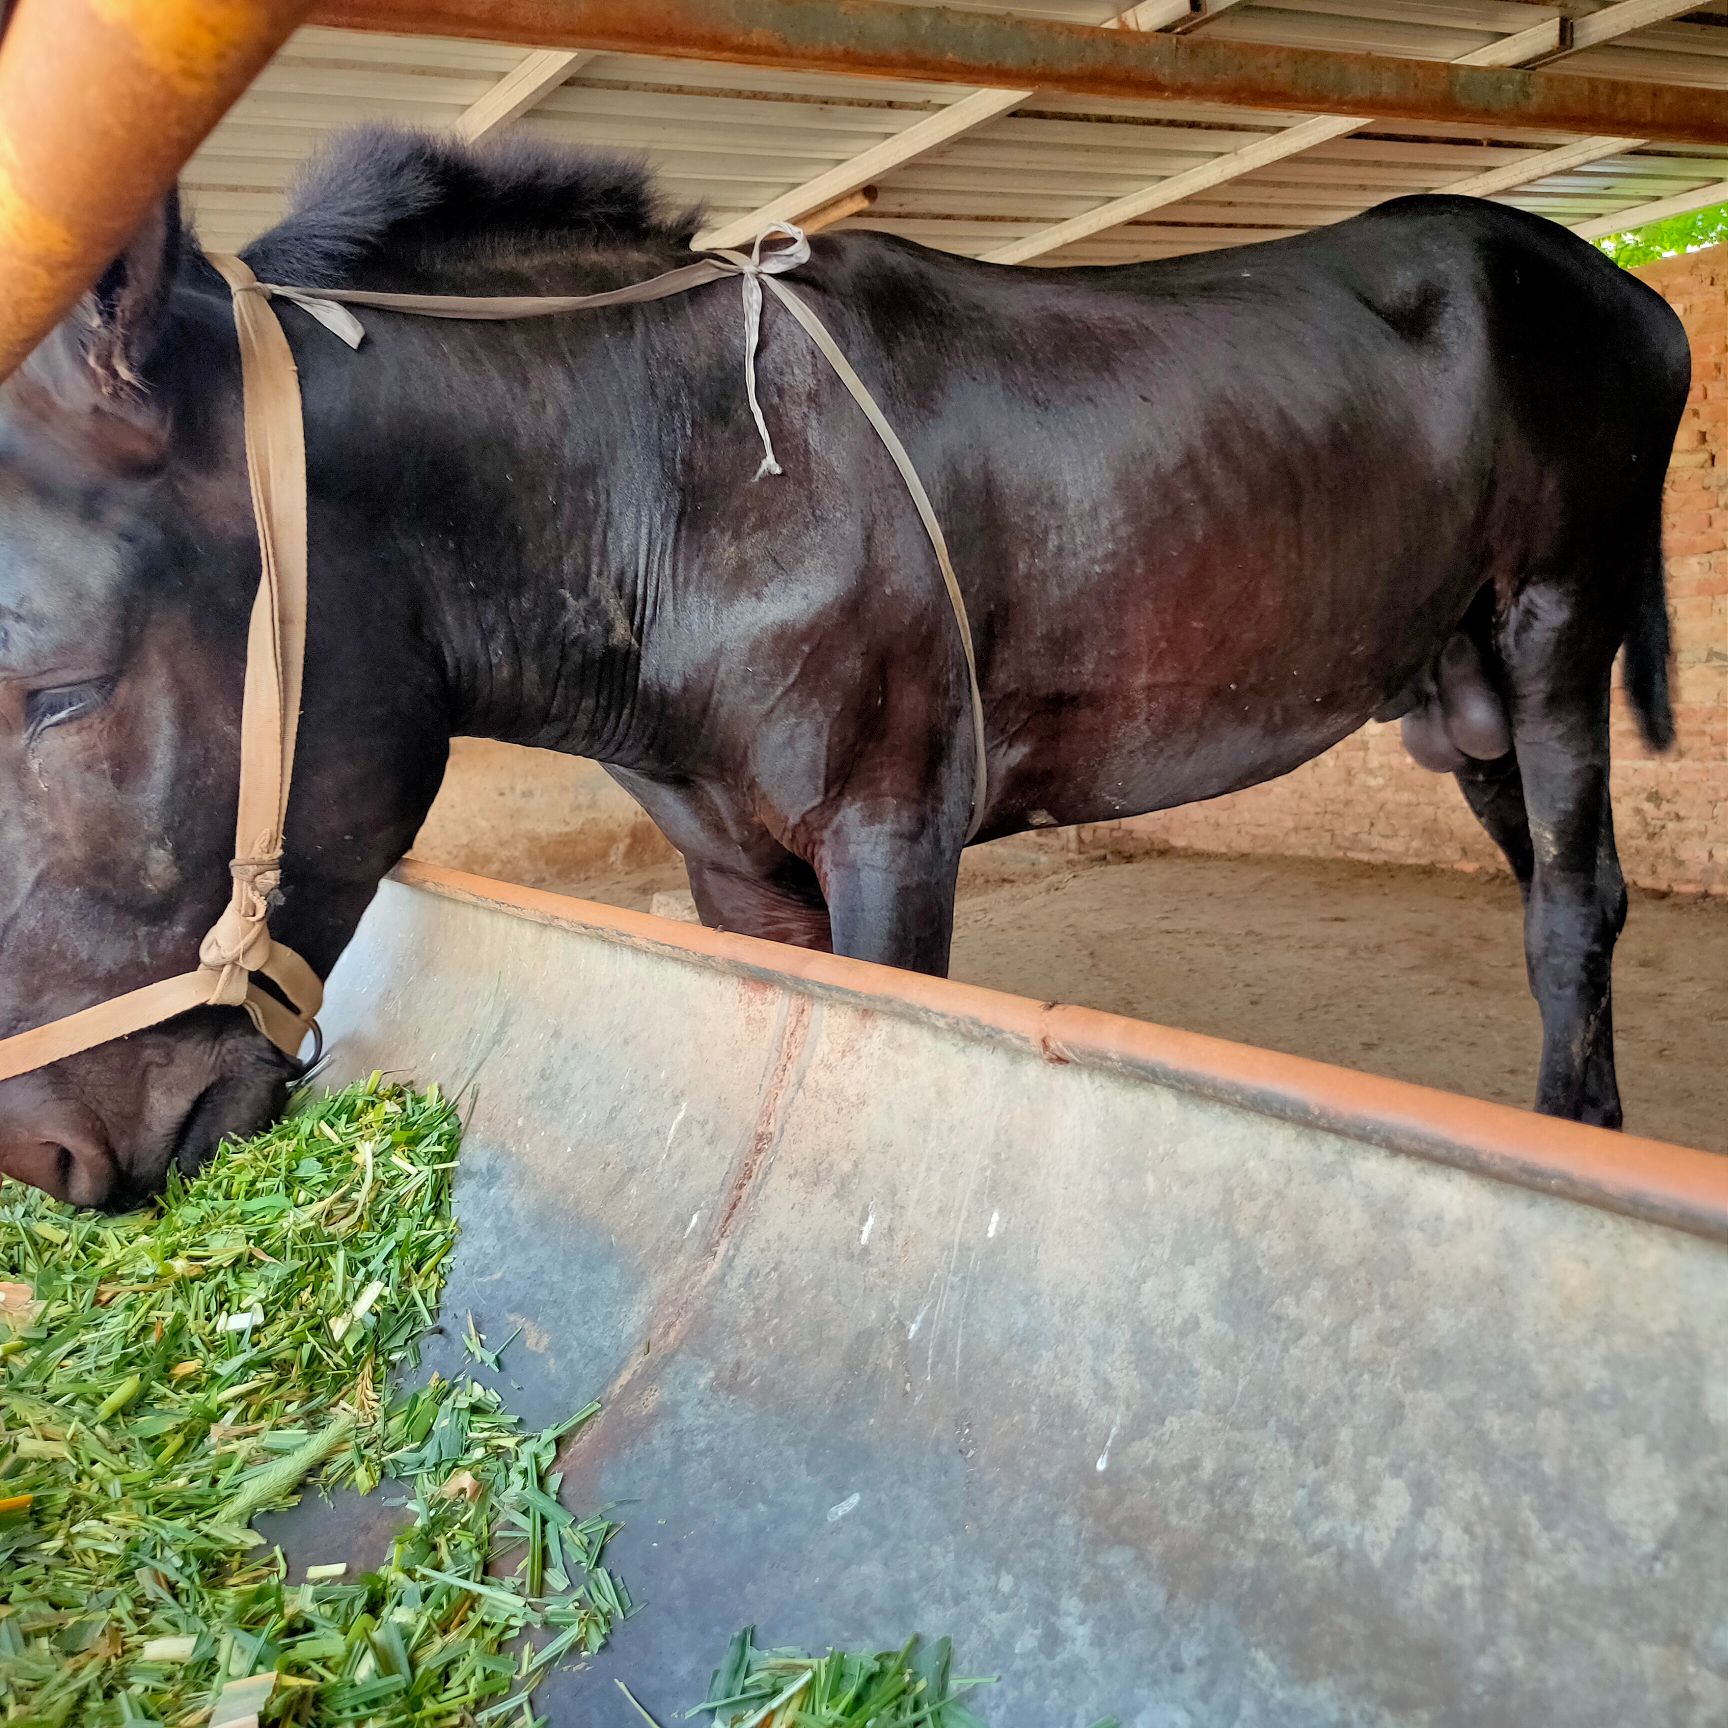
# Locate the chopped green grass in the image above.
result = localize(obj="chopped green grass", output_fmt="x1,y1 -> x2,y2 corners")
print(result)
682,1631 -> 1126,1727
0,1076 -> 625,1726
689,1629 -> 996,1727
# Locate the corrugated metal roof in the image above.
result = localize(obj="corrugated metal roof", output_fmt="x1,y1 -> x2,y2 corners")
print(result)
182,4 -> 1728,264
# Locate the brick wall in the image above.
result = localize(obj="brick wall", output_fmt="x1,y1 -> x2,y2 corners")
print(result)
1084,243 -> 1728,895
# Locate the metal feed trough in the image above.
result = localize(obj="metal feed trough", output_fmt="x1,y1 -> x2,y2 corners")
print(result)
272,860 -> 1728,1726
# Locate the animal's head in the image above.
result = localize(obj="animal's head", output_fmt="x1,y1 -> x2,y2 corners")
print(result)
0,194 -> 447,1207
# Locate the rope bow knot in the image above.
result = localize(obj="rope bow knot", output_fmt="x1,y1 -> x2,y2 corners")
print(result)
197,851 -> 283,980
712,222 -> 812,478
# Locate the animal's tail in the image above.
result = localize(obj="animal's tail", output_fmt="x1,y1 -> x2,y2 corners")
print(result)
1623,521 -> 1676,753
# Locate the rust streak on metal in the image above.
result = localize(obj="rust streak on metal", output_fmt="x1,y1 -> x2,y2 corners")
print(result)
313,0 -> 1728,145
714,991 -> 815,1244
0,0 -> 312,382
557,990 -> 818,1471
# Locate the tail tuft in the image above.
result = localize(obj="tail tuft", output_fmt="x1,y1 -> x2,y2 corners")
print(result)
1624,527 -> 1675,753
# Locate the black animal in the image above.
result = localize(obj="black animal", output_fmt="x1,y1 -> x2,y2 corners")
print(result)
0,129 -> 1688,1205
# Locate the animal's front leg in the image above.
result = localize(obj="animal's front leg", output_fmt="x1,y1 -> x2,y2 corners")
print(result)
685,859 -> 833,951
815,818 -> 961,977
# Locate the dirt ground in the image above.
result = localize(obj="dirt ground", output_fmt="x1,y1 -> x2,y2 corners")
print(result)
543,844 -> 1728,1155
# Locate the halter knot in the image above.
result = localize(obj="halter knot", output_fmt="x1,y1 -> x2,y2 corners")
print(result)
197,851 -> 282,978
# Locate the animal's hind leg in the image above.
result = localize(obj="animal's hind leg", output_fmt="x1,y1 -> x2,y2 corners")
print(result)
1495,586 -> 1627,1128
1456,756 -> 1624,1122
1581,804 -> 1629,1123
1455,757 -> 1534,898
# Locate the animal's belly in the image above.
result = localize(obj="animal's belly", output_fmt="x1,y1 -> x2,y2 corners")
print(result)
983,560 -> 1463,836
964,366 -> 1499,835
996,684 -> 1379,834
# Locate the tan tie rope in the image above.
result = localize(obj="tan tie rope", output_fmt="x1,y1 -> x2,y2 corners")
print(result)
0,225 -> 984,1088
727,253 -> 988,826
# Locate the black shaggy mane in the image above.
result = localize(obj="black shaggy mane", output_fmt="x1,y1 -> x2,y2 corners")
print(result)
240,126 -> 701,287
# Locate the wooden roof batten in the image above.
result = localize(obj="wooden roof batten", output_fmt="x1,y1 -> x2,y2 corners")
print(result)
1575,172 -> 1728,237
172,1 -> 1728,270
988,0 -> 1710,262
453,46 -> 592,138
694,0 -> 1260,251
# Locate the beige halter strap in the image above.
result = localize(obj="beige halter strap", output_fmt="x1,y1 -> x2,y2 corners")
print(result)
0,224 -> 984,1088
0,250 -> 323,1085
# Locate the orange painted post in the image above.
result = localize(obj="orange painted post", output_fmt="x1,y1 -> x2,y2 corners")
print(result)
0,0 -> 312,381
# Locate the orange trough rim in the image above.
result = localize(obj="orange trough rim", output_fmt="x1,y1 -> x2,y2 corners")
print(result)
392,859 -> 1728,1244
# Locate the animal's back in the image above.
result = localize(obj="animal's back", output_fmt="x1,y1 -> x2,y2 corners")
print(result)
798,196 -> 1688,827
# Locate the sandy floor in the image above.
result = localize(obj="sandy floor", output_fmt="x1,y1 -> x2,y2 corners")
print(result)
544,844 -> 1728,1155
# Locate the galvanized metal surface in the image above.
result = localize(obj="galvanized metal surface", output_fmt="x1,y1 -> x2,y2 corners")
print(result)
0,0 -> 311,381
311,0 -> 1728,145
280,865 -> 1728,1726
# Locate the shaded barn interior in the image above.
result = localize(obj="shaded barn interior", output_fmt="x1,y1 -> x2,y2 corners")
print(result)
178,5 -> 1727,1143
0,5 -> 1724,1724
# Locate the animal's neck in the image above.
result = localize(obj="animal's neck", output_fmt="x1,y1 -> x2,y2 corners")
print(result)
240,208 -> 734,778
425,532 -> 656,765
295,299 -> 675,771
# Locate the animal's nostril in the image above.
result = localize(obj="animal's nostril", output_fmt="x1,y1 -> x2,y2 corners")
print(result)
0,1096 -> 117,1206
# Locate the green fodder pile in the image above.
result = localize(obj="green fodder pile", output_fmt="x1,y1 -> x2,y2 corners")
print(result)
677,1630 -> 997,1727
0,1077 -> 626,1727
673,1631 -> 1121,1728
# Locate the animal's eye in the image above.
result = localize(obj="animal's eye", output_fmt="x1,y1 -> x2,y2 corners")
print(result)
24,677 -> 116,742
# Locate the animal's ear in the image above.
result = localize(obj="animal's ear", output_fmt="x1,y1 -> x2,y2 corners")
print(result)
12,192 -> 184,473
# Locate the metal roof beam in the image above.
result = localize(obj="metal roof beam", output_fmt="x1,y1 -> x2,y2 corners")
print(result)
0,0 -> 313,383
695,0 -> 1252,250
310,0 -> 1728,149
984,0 -> 1702,262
